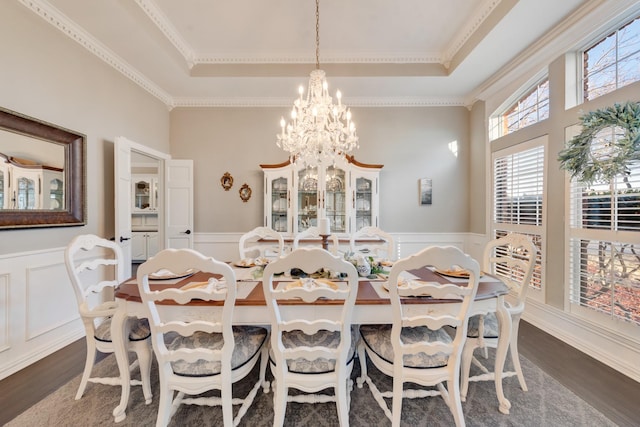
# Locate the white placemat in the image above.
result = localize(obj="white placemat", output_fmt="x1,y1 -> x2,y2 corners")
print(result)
371,271 -> 421,299
124,277 -> 185,285
233,266 -> 265,282
429,267 -> 502,283
179,280 -> 258,299
370,281 -> 391,299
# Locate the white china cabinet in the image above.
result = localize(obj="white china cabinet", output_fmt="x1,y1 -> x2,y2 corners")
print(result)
261,156 -> 382,236
0,154 -> 64,210
132,175 -> 158,212
131,174 -> 159,260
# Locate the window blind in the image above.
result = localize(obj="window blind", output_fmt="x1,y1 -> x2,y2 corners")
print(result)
493,144 -> 545,290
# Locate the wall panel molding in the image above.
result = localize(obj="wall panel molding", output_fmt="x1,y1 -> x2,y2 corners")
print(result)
0,273 -> 10,353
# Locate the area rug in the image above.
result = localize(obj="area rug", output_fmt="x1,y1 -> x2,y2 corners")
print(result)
5,351 -> 615,427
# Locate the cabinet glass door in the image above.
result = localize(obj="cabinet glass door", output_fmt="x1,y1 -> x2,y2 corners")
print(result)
271,176 -> 289,232
298,167 -> 318,232
325,166 -> 347,233
355,177 -> 373,231
49,178 -> 63,210
17,177 -> 36,209
134,179 -> 151,210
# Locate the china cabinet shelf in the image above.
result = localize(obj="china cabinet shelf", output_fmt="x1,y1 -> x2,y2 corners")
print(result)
261,156 -> 382,236
0,154 -> 64,210
132,175 -> 158,213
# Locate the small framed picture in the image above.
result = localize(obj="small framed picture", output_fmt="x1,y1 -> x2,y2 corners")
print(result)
419,178 -> 432,205
239,183 -> 252,202
221,172 -> 233,191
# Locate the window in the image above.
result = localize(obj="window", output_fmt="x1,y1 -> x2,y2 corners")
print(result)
492,140 -> 546,293
568,138 -> 640,326
489,79 -> 549,140
583,16 -> 640,101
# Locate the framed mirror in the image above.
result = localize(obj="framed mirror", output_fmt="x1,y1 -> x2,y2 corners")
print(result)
0,107 -> 85,229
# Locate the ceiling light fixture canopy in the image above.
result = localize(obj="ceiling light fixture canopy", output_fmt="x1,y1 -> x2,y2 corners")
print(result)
277,0 -> 358,166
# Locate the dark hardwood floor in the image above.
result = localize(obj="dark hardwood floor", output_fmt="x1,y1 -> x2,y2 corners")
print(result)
1,321 -> 638,426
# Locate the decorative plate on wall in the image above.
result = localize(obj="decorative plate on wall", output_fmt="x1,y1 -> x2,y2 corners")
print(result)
221,172 -> 233,191
239,183 -> 252,202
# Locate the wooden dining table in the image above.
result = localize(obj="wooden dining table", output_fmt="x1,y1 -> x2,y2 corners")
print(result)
110,265 -> 513,422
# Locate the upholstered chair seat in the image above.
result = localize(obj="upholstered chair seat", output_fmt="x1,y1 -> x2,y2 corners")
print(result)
360,324 -> 451,369
94,317 -> 151,343
165,326 -> 268,377
269,328 -> 357,374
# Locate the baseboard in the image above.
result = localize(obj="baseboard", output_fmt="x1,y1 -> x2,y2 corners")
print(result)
523,299 -> 640,383
0,329 -> 84,380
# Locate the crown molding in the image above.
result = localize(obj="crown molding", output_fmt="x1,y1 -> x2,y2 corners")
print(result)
191,53 -> 443,65
136,1 -> 444,68
468,0 -> 639,104
20,0 -> 174,106
443,0 -> 503,63
134,0 -> 196,67
19,0 -> 489,110
170,97 -> 467,109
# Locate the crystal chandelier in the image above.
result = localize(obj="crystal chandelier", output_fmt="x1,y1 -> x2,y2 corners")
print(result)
277,0 -> 358,166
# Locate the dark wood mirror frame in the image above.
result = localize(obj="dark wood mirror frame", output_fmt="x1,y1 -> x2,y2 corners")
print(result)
0,107 -> 86,229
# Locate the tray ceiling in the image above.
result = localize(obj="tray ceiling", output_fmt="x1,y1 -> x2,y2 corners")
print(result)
23,0 -> 593,108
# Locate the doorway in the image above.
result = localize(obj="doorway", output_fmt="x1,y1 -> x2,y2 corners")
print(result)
130,151 -> 161,266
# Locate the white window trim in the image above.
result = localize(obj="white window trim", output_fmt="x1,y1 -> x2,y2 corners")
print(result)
489,69 -> 548,141
578,12 -> 640,103
564,189 -> 640,338
491,135 -> 547,303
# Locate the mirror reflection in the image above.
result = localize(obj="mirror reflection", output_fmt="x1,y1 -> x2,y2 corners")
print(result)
0,129 -> 65,211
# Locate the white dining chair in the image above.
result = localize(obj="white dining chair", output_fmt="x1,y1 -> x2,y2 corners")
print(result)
357,245 -> 481,427
262,248 -> 359,426
64,234 -> 152,402
137,248 -> 269,427
238,226 -> 285,260
293,226 -> 340,255
460,232 -> 537,400
349,226 -> 395,260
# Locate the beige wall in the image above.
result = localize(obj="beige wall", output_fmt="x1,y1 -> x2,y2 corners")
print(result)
170,106 -> 471,233
469,101 -> 487,234
0,1 -> 170,255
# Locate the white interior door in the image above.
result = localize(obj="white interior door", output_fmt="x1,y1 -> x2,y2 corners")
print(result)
165,159 -> 194,249
114,137 -> 133,278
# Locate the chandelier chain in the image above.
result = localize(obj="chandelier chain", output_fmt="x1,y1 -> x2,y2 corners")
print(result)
276,0 -> 359,167
315,0 -> 320,70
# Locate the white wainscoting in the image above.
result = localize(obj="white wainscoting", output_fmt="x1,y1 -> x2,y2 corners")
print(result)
0,247 -> 84,380
2,232 -> 639,384
194,231 -> 472,262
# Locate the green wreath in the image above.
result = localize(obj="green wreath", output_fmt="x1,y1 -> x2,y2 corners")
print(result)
558,101 -> 640,185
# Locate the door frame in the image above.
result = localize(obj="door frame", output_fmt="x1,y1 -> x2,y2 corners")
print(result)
114,136 -> 171,275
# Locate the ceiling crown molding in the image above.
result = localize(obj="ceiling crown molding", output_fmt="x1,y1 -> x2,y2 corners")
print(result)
468,0 -> 637,104
20,0 -> 174,106
134,0 -> 445,68
443,0 -> 503,64
135,0 -> 196,67
171,97 -> 467,109
19,0 -> 479,109
191,53 -> 443,65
